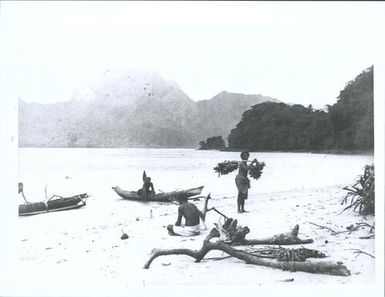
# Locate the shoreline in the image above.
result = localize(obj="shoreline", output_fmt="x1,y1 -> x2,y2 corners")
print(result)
218,148 -> 374,155
14,184 -> 375,291
19,146 -> 374,156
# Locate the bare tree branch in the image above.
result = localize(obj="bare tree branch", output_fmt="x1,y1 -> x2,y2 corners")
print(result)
308,221 -> 375,236
349,249 -> 375,259
308,222 -> 341,235
144,241 -> 350,276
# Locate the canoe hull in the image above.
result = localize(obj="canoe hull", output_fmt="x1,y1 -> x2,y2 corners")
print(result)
112,186 -> 204,202
19,193 -> 89,216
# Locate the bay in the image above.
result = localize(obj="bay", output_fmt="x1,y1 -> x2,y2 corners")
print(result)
18,148 -> 374,203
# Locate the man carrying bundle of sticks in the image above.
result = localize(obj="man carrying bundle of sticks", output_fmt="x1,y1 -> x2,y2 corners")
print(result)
167,193 -> 203,236
236,151 -> 257,213
214,152 -> 265,214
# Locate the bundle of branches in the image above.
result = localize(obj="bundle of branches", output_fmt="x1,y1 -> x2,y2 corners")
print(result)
213,161 -> 238,176
342,164 -> 375,215
214,159 -> 266,180
244,246 -> 326,262
249,160 -> 266,180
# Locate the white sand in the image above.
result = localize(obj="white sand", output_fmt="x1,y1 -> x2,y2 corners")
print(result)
1,150 -> 379,297
10,185 -> 375,295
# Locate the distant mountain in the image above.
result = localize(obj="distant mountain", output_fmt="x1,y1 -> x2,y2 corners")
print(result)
18,69 -> 280,148
193,91 -> 279,143
74,68 -> 193,106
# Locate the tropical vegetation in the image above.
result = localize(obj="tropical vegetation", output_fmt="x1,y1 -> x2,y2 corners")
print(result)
342,164 -> 375,216
227,66 -> 373,152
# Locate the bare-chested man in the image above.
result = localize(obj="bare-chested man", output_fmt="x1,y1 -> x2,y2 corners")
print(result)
235,151 -> 257,213
167,193 -> 202,236
137,176 -> 155,200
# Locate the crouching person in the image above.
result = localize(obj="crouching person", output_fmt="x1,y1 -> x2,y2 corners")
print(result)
167,192 -> 202,236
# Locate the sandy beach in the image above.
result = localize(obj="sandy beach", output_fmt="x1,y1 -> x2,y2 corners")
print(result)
1,149 -> 379,297
14,186 -> 376,293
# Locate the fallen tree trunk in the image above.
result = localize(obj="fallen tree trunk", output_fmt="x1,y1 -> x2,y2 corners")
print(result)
241,237 -> 313,245
148,208 -> 347,276
206,221 -> 313,245
241,224 -> 313,245
202,200 -> 312,246
143,241 -> 350,276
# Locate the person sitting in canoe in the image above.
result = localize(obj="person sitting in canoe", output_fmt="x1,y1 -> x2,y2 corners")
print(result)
137,176 -> 155,200
167,192 -> 202,236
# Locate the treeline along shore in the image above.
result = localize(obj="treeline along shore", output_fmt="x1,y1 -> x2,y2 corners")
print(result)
218,148 -> 374,155
200,66 -> 373,153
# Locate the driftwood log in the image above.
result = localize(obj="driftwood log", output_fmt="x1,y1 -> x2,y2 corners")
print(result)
143,240 -> 350,276
146,197 -> 350,276
144,221 -> 350,276
206,218 -> 313,246
201,196 -> 312,245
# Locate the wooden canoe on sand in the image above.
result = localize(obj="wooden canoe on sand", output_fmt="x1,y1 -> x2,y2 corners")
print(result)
112,186 -> 204,202
19,193 -> 89,216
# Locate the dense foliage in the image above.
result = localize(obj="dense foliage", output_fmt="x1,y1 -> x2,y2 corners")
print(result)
228,103 -> 332,151
228,66 -> 373,152
213,159 -> 266,180
328,66 -> 374,150
213,161 -> 239,175
342,164 -> 375,215
199,136 -> 226,150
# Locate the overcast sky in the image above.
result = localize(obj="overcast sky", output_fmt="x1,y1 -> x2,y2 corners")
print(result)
1,1 -> 384,109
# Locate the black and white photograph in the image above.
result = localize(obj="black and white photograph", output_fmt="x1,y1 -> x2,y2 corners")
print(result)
0,1 -> 384,297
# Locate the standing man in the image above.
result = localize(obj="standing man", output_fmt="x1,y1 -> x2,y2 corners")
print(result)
235,151 -> 256,213
167,193 -> 202,236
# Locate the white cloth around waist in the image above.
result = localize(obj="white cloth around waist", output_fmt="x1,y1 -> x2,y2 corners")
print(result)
172,224 -> 200,236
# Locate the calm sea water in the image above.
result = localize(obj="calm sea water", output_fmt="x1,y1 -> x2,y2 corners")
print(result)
18,148 -> 373,205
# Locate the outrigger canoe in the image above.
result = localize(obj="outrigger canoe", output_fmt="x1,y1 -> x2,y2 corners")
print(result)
19,193 -> 89,216
112,186 -> 204,202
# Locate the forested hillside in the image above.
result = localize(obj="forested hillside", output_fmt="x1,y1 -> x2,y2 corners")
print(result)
327,66 -> 374,150
227,66 -> 373,152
